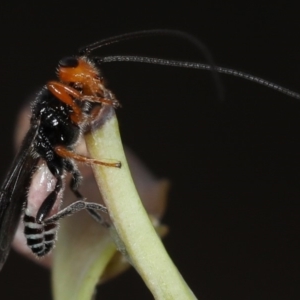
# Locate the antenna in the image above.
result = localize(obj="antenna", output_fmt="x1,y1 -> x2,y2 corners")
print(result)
97,55 -> 300,100
79,29 -> 223,100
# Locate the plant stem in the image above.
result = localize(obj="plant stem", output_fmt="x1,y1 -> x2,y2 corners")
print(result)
85,106 -> 197,300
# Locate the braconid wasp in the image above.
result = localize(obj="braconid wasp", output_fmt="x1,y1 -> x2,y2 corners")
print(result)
0,29 -> 299,271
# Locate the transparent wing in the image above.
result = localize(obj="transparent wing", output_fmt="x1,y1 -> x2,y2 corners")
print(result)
0,124 -> 39,270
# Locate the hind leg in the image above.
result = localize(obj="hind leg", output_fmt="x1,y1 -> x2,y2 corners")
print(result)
64,159 -> 109,226
44,200 -> 108,227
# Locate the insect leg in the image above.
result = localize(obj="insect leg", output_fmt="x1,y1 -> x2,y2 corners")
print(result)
64,159 -> 109,225
47,81 -> 83,124
55,146 -> 121,168
63,159 -> 82,199
47,81 -> 120,109
80,94 -> 120,108
43,200 -> 108,227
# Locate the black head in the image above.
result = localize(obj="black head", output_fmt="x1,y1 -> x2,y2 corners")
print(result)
58,57 -> 79,68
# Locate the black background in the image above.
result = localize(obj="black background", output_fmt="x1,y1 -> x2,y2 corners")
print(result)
1,2 -> 300,300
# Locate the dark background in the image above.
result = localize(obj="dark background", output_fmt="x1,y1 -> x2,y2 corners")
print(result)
1,2 -> 300,300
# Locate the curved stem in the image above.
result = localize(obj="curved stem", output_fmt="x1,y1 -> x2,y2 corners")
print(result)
85,106 -> 197,300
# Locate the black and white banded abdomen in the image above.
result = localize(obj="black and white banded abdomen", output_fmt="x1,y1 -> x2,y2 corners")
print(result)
23,209 -> 58,257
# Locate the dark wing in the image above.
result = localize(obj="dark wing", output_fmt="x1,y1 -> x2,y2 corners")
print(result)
0,123 -> 40,270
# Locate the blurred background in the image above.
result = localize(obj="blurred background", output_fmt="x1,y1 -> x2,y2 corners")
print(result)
0,2 -> 300,299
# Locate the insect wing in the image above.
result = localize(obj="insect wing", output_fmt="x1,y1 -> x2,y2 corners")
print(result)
0,124 -> 39,270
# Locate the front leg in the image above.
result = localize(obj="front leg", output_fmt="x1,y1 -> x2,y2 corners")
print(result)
47,81 -> 120,112
55,146 -> 121,168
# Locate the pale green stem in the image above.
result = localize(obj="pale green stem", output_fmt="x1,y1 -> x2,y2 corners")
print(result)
85,106 -> 197,300
53,232 -> 116,300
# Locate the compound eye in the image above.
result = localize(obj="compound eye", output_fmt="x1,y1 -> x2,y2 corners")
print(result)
58,57 -> 79,68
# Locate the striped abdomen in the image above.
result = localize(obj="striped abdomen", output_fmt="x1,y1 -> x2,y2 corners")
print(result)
23,209 -> 57,257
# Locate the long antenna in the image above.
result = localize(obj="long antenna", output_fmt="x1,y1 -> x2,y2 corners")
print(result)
79,29 -> 223,100
80,29 -> 212,57
97,55 -> 300,100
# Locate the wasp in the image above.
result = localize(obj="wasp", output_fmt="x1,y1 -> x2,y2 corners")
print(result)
1,29 -> 300,271
0,29 -> 227,270
0,43 -> 123,269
